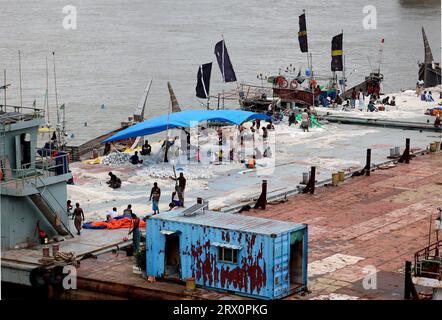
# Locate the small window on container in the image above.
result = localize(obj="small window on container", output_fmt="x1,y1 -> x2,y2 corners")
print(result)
218,247 -> 239,264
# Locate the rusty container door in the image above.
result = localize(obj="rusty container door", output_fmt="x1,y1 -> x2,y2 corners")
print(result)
273,232 -> 290,298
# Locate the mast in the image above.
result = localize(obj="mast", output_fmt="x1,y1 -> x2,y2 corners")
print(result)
18,50 -> 23,108
52,51 -> 63,145
3,70 -> 6,110
45,56 -> 50,125
376,38 -> 384,75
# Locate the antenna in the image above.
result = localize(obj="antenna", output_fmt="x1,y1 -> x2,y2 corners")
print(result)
367,56 -> 374,73
377,38 -> 385,74
3,70 -> 6,111
18,50 -> 23,108
52,52 -> 60,124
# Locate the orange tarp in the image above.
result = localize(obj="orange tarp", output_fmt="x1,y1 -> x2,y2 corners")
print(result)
88,217 -> 146,229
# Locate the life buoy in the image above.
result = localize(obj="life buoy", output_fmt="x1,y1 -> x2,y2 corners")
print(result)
275,76 -> 288,88
290,80 -> 299,89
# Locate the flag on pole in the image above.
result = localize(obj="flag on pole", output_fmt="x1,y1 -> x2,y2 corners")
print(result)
196,62 -> 212,99
331,33 -> 343,71
214,40 -> 237,82
298,13 -> 308,53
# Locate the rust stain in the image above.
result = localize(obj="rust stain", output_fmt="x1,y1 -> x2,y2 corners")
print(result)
188,232 -> 267,294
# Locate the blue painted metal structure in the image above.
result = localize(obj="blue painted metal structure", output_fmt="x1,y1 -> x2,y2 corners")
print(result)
146,209 -> 308,299
104,110 -> 271,142
0,106 -> 72,250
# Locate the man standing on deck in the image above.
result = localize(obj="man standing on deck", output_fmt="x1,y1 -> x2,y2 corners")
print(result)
128,213 -> 140,252
170,173 -> 186,207
301,109 -> 309,132
72,203 -> 85,236
149,182 -> 161,215
358,89 -> 365,111
351,88 -> 357,108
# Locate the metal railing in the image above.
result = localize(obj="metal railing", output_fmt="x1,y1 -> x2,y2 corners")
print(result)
34,174 -> 74,238
414,240 -> 442,280
0,104 -> 45,124
0,150 -> 70,189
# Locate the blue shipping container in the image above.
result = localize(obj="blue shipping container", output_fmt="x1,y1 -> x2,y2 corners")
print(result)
146,208 -> 308,299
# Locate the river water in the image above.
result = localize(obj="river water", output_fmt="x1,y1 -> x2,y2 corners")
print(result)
0,0 -> 440,143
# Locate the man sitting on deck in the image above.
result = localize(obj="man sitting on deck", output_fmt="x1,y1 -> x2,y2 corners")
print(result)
129,151 -> 143,165
140,140 -> 151,156
107,172 -> 122,189
106,207 -> 119,222
123,204 -> 133,216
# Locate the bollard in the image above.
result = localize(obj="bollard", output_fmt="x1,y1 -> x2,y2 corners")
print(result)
365,149 -> 371,176
394,146 -> 400,157
303,166 -> 316,194
398,138 -> 410,164
254,180 -> 267,210
338,171 -> 345,182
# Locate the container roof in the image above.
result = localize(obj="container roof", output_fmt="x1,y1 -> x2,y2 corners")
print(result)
150,210 -> 306,236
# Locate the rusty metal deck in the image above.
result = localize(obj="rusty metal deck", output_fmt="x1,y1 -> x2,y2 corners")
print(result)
242,152 -> 442,299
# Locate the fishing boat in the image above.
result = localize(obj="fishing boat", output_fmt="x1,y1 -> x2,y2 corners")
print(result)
65,80 -> 153,161
418,27 -> 441,88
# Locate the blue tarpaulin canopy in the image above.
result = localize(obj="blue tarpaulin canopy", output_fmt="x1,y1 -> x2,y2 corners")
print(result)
104,109 -> 271,142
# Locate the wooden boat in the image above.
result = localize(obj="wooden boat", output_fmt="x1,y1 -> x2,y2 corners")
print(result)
343,72 -> 384,100
418,27 -> 441,88
270,75 -> 314,106
66,80 -> 153,161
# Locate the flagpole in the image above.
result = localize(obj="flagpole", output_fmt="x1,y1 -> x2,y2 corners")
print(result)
342,30 -> 346,99
52,51 -> 62,146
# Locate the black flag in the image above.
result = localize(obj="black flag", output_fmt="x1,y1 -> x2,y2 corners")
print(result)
196,62 -> 212,99
298,13 -> 308,53
214,40 -> 237,82
331,33 -> 343,71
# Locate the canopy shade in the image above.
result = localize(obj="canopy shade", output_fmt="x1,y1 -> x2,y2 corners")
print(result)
104,109 -> 271,143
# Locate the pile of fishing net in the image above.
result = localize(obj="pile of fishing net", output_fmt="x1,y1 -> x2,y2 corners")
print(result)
102,152 -> 131,166
140,165 -> 213,179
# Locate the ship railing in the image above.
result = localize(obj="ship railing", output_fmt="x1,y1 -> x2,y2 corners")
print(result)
0,104 -> 45,124
0,152 -> 70,189
414,240 -> 442,280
